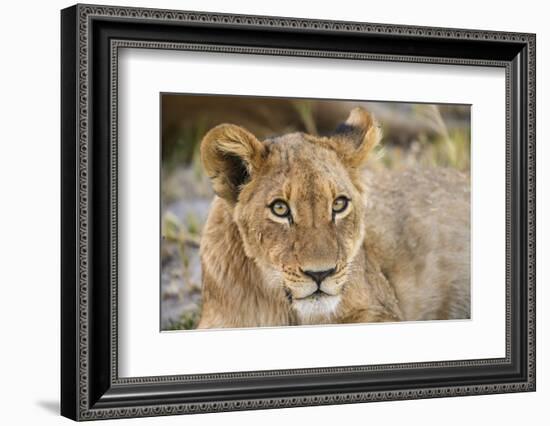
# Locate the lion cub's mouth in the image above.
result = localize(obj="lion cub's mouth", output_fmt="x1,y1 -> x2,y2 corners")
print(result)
294,289 -> 332,300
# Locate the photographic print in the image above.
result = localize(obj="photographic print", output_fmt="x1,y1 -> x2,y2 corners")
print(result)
161,95 -> 471,331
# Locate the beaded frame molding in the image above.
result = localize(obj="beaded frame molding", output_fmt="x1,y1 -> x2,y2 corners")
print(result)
60,3 -> 536,421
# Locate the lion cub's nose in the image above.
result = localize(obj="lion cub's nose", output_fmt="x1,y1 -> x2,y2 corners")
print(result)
303,268 -> 336,285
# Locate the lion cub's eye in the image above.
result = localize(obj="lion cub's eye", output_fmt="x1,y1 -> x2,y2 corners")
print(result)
270,200 -> 291,218
332,196 -> 350,214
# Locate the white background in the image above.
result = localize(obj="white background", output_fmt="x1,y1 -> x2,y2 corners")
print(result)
119,50 -> 505,377
0,0 -> 547,425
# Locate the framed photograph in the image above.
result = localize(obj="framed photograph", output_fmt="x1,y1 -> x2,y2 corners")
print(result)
61,4 -> 536,421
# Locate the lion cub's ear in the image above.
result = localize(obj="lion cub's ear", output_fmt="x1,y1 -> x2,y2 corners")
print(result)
200,124 -> 266,203
329,107 -> 382,168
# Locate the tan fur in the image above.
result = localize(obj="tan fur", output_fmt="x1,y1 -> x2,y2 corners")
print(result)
197,107 -> 470,329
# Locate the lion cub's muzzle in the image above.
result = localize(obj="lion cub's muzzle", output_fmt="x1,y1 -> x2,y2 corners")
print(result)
284,265 -> 344,322
289,266 -> 341,300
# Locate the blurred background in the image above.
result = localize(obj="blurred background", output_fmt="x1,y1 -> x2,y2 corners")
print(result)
160,95 -> 470,331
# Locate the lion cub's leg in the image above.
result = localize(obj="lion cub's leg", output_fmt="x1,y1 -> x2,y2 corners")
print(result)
196,300 -> 224,329
196,269 -> 234,329
339,253 -> 403,324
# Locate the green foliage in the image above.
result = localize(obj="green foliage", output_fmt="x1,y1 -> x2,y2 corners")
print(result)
164,310 -> 201,331
162,211 -> 201,273
186,212 -> 200,236
163,118 -> 208,172
292,100 -> 318,135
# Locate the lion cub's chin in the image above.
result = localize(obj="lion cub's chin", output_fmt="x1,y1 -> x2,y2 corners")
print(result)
292,294 -> 341,325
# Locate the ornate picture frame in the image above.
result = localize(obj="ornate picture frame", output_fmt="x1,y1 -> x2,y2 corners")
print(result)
61,4 -> 536,421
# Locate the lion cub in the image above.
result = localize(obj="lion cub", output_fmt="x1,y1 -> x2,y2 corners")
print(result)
197,108 -> 470,328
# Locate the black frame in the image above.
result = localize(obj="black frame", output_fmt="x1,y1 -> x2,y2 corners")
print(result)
61,4 -> 536,421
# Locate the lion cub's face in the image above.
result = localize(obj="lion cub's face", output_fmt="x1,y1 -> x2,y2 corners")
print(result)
234,135 -> 367,322
201,108 -> 380,323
